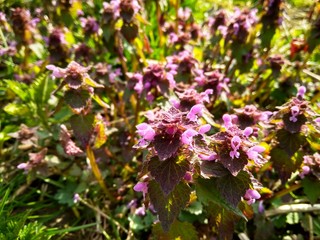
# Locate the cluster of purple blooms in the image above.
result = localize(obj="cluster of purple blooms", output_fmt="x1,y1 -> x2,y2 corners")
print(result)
134,99 -> 267,205
208,7 -> 258,43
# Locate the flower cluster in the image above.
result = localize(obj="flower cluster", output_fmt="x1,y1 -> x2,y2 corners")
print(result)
218,8 -> 258,43
131,63 -> 176,102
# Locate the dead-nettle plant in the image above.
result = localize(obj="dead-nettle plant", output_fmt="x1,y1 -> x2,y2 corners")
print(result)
133,99 -> 267,234
268,86 -> 320,183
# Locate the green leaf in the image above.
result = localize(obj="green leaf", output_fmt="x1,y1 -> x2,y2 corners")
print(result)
276,129 -> 306,157
152,220 -> 198,240
3,103 -> 29,116
29,43 -> 45,58
148,180 -> 190,232
69,114 -> 94,147
54,181 -> 77,207
148,156 -> 189,195
64,89 -> 91,112
216,171 -> 251,208
5,80 -> 29,101
195,178 -> 246,220
207,202 -> 240,240
31,73 -> 54,107
302,176 -> 320,204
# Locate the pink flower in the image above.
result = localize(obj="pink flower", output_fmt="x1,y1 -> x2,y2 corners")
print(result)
247,145 -> 265,164
181,129 -> 198,145
136,123 -> 155,141
243,127 -> 253,137
187,104 -> 203,121
297,86 -> 306,99
133,182 -> 148,198
299,165 -> 310,178
199,124 -> 211,134
289,106 -> 299,122
222,114 -> 233,128
230,136 -> 241,159
244,189 -> 261,205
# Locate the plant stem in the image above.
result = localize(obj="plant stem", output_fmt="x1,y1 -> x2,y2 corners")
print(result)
265,203 -> 320,218
86,145 -> 114,202
78,196 -> 128,235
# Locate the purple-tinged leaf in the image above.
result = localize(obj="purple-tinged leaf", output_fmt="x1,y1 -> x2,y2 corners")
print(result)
149,156 -> 189,195
219,150 -> 248,176
153,133 -> 181,161
149,180 -> 190,232
121,22 -> 138,42
283,113 -> 307,133
216,171 -> 251,208
64,89 -> 91,113
70,114 -> 94,147
200,161 -> 229,178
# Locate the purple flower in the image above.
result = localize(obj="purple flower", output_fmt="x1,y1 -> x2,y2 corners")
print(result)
80,17 -> 99,35
187,104 -> 203,121
199,153 -> 218,161
73,193 -> 80,203
46,61 -> 103,89
243,127 -> 253,137
230,136 -> 241,159
289,106 -> 299,122
297,86 -> 306,99
223,114 -> 233,128
244,189 -> 261,205
135,206 -> 146,216
181,129 -> 198,145
199,124 -> 211,134
247,145 -> 265,164
136,123 -> 155,141
133,182 -> 148,198
299,165 -> 311,178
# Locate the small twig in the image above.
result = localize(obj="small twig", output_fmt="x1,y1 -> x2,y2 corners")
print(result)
308,213 -> 314,240
265,203 -> 320,218
269,183 -> 302,201
78,196 -> 129,235
302,69 -> 320,81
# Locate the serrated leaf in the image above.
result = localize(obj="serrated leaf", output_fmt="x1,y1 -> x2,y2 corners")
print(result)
302,176 -> 320,204
153,134 -> 181,161
283,113 -> 307,133
149,180 -> 190,232
216,171 -> 251,208
64,89 -> 91,112
270,147 -> 297,182
276,129 -> 306,157
200,161 -> 229,178
70,114 -> 94,147
32,74 -> 54,106
152,220 -> 198,240
148,156 -> 189,195
219,150 -> 248,176
195,178 -> 246,219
